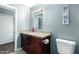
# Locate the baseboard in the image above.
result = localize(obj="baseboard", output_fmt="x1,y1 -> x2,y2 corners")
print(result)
15,48 -> 22,51
0,40 -> 14,45
9,48 -> 22,54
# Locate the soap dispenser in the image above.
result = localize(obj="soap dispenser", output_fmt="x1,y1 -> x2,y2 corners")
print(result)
32,27 -> 34,32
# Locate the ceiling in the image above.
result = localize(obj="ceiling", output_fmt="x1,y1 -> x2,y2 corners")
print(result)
0,0 -> 72,7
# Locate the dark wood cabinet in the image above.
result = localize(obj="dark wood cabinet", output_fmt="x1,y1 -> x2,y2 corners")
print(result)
21,33 -> 50,54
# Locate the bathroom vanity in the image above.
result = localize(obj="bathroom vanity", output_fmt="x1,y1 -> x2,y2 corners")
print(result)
21,32 -> 51,54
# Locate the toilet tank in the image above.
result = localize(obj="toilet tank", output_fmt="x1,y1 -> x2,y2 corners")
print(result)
56,38 -> 76,54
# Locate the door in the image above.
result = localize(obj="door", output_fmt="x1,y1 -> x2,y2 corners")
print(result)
0,14 -> 14,45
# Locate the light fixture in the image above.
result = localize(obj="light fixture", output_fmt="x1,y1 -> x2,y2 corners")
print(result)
32,8 -> 44,15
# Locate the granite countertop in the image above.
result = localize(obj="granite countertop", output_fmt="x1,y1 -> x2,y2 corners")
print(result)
21,31 -> 51,38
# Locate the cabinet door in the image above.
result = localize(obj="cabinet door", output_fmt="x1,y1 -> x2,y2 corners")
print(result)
34,38 -> 42,54
21,34 -> 31,52
41,38 -> 50,54
34,43 -> 42,54
25,35 -> 31,53
28,37 -> 35,53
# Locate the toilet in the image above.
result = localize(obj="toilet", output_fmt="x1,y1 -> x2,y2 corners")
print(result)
56,38 -> 76,54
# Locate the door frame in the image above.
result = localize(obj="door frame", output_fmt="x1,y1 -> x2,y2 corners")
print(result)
0,5 -> 18,51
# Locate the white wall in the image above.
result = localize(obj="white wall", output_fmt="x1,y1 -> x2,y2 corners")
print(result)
9,4 -> 30,49
31,4 -> 79,54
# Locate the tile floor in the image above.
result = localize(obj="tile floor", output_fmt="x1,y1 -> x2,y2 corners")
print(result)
0,42 -> 14,54
0,42 -> 26,54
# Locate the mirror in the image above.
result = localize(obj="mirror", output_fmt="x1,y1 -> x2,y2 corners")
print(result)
32,8 -> 43,31
33,13 -> 43,31
37,14 -> 43,29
